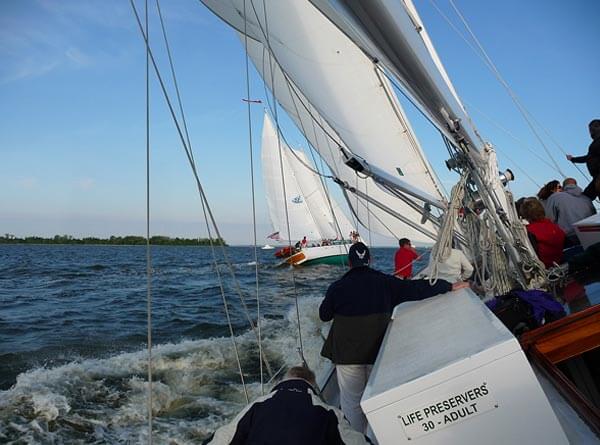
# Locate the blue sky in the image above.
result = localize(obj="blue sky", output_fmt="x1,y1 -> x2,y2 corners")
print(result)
1,0 -> 598,245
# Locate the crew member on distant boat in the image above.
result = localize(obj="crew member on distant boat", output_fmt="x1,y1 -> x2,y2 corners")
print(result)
319,243 -> 469,433
393,238 -> 418,278
208,366 -> 369,445
301,236 -> 308,248
520,198 -> 566,268
567,119 -> 600,202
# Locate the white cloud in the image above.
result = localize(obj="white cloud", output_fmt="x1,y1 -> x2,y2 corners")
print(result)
17,177 -> 38,190
65,47 -> 93,68
76,178 -> 95,190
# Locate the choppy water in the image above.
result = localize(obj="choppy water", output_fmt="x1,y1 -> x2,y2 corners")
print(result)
0,244 -> 423,444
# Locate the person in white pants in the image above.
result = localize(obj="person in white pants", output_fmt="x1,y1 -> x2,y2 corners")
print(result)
319,243 -> 468,433
336,364 -> 373,433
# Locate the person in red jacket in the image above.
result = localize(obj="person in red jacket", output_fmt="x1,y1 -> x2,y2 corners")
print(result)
394,238 -> 418,278
520,198 -> 566,268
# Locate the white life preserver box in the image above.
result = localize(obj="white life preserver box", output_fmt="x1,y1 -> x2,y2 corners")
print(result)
361,288 -> 568,444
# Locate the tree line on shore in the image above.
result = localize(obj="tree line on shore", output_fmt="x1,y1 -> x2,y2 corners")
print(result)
0,234 -> 227,246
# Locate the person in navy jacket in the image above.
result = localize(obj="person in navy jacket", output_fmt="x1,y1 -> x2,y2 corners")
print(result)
209,366 -> 369,445
320,242 -> 469,433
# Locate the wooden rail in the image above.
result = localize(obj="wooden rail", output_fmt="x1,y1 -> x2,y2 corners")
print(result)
520,305 -> 600,435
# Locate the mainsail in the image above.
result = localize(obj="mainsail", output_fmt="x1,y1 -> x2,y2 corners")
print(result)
203,0 -> 446,243
262,113 -> 353,242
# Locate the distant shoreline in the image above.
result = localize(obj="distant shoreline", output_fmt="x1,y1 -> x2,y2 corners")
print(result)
0,235 -> 227,246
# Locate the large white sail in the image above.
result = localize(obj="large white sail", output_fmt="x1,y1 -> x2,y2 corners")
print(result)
202,0 -> 445,243
262,113 -> 322,242
262,113 -> 353,242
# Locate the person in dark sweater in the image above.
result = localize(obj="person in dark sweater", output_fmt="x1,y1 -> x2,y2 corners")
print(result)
567,119 -> 600,201
319,242 -> 469,433
208,366 -> 369,445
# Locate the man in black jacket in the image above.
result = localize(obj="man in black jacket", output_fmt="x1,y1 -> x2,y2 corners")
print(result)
208,366 -> 369,445
567,119 -> 600,201
319,242 -> 469,433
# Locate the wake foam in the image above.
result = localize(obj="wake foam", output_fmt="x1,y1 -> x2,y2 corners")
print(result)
0,296 -> 330,443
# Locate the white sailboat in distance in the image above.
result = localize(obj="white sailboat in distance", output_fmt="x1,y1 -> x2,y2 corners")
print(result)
261,113 -> 357,266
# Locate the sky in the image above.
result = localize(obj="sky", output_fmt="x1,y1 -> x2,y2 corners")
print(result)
0,0 -> 599,245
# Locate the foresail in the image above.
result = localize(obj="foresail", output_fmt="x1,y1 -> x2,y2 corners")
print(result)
261,114 -> 322,242
201,0 -> 444,243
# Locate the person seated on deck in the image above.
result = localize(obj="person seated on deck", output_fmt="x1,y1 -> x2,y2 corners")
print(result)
208,366 -> 370,445
520,198 -> 566,268
319,243 -> 469,434
545,177 -> 596,247
416,239 -> 474,283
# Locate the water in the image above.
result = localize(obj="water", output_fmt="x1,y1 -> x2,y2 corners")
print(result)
0,244 -> 425,443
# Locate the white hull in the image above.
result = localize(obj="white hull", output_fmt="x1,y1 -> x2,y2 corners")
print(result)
280,243 -> 352,266
319,289 -> 598,444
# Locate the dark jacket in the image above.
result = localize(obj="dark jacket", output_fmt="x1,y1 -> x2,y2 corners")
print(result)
209,379 -> 368,445
319,267 -> 452,364
571,137 -> 600,177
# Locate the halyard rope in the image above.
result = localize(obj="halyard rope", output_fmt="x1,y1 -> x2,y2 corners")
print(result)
242,0 -> 265,396
144,1 -> 153,442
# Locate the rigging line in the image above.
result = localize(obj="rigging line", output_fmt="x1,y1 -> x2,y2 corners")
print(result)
285,98 -> 348,246
144,1 -> 153,442
247,5 -> 355,167
379,67 -> 461,155
257,49 -> 396,241
435,0 -> 579,170
154,0 -> 269,381
255,24 -> 350,248
262,66 -> 356,255
154,0 -> 232,331
445,0 -> 567,179
129,1 -> 261,397
273,70 -> 351,255
155,0 -> 194,164
242,0 -> 264,397
343,185 -> 400,240
247,3 -> 410,251
258,49 -> 335,182
460,98 -> 570,175
365,180 -> 372,248
256,0 -> 306,363
153,1 -> 263,376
